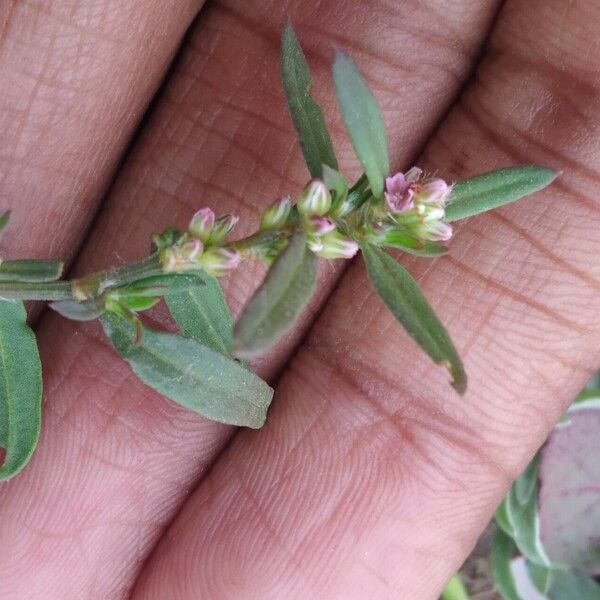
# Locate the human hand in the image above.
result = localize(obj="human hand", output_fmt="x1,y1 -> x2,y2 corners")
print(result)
0,1 -> 598,598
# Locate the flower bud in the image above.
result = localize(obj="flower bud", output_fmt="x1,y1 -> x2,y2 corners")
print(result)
260,196 -> 292,230
312,231 -> 359,260
297,179 -> 331,216
160,247 -> 179,273
419,178 -> 450,205
189,208 -> 215,241
418,220 -> 453,242
199,247 -> 241,277
209,214 -> 239,244
160,239 -> 204,273
322,165 -> 350,216
180,239 -> 203,261
416,204 -> 445,221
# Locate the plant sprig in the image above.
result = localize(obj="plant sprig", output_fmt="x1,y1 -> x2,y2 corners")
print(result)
0,23 -> 557,481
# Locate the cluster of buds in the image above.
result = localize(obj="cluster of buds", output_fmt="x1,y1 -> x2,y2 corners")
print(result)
157,166 -> 451,279
380,167 -> 453,243
158,208 -> 241,277
260,178 -> 359,260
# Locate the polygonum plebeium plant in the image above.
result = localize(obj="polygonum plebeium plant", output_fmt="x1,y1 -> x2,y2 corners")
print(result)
0,23 -> 557,481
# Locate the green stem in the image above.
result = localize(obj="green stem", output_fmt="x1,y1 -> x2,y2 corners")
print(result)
0,259 -> 64,282
226,228 -> 292,254
96,254 -> 163,292
0,280 -> 73,301
0,172 -> 372,303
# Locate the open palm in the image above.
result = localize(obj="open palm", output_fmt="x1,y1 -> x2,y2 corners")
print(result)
1,0 -> 598,598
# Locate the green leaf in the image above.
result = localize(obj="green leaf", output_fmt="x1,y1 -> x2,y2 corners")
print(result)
50,298 -> 106,321
526,559 -> 600,599
504,456 -> 551,567
538,398 -> 600,575
333,51 -> 389,197
525,561 -> 553,595
377,231 -> 448,257
0,300 -> 42,481
496,499 -> 516,538
445,166 -> 558,222
0,259 -> 64,282
542,567 -> 600,599
101,313 -> 273,428
361,243 -> 466,393
491,530 -> 523,600
441,575 -> 470,600
280,22 -> 337,178
514,453 -> 540,506
234,232 -> 316,358
165,272 -> 233,356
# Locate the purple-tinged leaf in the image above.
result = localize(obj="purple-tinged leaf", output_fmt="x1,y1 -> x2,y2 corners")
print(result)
538,393 -> 600,576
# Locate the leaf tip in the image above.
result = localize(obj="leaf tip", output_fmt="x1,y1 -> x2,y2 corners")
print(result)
282,19 -> 295,42
444,360 -> 467,395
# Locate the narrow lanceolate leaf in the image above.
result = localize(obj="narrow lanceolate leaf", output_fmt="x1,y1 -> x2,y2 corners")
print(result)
165,273 -> 233,356
445,166 -> 558,222
503,456 -> 551,568
333,51 -> 389,197
281,22 -> 337,178
0,300 -> 42,481
0,259 -> 64,282
361,244 -> 466,394
101,314 -> 273,428
490,531 -> 523,600
234,232 -> 316,358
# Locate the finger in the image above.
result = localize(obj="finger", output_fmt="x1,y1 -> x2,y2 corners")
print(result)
0,0 -> 502,597
133,1 -> 600,598
0,0 -> 203,260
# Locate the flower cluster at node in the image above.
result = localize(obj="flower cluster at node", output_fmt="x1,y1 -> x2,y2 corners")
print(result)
260,179 -> 359,260
158,208 -> 240,276
372,167 -> 454,248
156,166 -> 452,278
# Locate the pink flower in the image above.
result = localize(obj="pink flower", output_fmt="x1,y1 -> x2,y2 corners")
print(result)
384,170 -> 419,214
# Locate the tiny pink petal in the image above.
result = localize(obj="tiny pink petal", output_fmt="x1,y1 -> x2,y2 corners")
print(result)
309,216 -> 336,235
385,173 -> 407,196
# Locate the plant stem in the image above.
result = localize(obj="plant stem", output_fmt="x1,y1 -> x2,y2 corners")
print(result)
0,280 -> 73,301
0,255 -> 164,302
94,254 -> 163,293
0,173 -> 369,303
